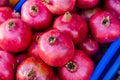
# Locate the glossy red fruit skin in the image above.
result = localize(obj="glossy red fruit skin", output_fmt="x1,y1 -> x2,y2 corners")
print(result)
89,11 -> 120,43
38,29 -> 74,67
21,0 -> 52,31
76,0 -> 99,9
79,35 -> 99,56
0,47 -> 2,50
27,32 -> 43,59
0,19 -> 32,53
53,12 -> 88,45
0,0 -> 9,6
104,0 -> 120,19
16,57 -> 53,80
58,50 -> 94,80
80,7 -> 102,21
0,50 -> 16,80
0,7 -> 19,25
43,0 -> 76,15
16,54 -> 28,66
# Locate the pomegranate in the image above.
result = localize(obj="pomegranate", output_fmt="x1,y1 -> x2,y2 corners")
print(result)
38,29 -> 74,67
27,32 -> 43,59
80,7 -> 102,21
58,50 -> 94,80
0,0 -> 9,6
0,50 -> 16,80
0,19 -> 32,53
16,53 -> 28,66
104,0 -> 120,19
78,35 -> 99,56
42,0 -> 76,15
16,57 -> 53,80
0,7 -> 19,25
53,12 -> 88,45
21,0 -> 52,31
76,0 -> 99,9
89,11 -> 120,43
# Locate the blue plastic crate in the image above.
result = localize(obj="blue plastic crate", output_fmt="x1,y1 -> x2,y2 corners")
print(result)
13,0 -> 26,12
90,37 -> 120,80
13,1 -> 120,79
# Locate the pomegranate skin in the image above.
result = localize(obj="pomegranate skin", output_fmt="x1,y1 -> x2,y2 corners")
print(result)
21,0 -> 52,31
16,54 -> 28,66
58,50 -> 94,80
16,57 -> 53,80
0,0 -> 9,6
104,0 -> 120,19
78,35 -> 99,56
0,19 -> 32,53
53,12 -> 88,45
0,7 -> 19,25
76,0 -> 99,9
27,32 -> 43,59
38,29 -> 74,67
80,7 -> 102,21
43,0 -> 76,15
89,11 -> 120,43
0,50 -> 16,80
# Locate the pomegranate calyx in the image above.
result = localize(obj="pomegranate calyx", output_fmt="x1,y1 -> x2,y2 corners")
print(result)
102,16 -> 110,26
27,70 -> 35,79
66,61 -> 77,72
8,21 -> 15,30
48,35 -> 56,45
30,5 -> 38,16
36,35 -> 40,41
43,0 -> 51,4
62,12 -> 72,22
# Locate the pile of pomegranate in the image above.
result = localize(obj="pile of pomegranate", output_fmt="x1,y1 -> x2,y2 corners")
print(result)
0,0 -> 120,80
